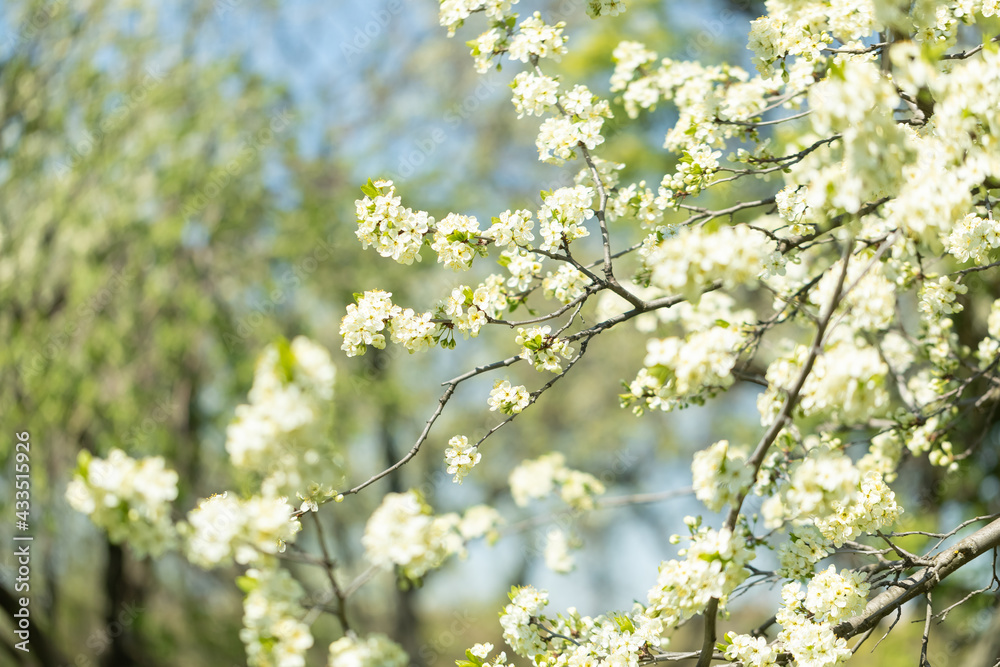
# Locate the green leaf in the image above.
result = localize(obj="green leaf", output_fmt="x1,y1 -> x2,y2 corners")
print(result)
76,449 -> 92,476
648,365 -> 672,384
360,178 -> 380,199
274,336 -> 295,383
612,613 -> 636,633
236,575 -> 257,593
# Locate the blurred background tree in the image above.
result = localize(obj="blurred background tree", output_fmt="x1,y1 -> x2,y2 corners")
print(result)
0,1 -> 996,666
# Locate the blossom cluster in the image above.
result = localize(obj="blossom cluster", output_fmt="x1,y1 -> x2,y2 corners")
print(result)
508,452 -> 605,510
487,208 -> 535,247
542,264 -> 591,304
813,470 -> 903,546
808,256 -> 896,332
356,179 -> 523,274
355,178 -> 432,265
340,289 -> 440,355
919,276 -> 968,318
691,439 -> 753,512
444,434 -> 482,483
224,336 -> 339,504
515,325 -> 574,372
487,379 -> 531,415
537,185 -> 594,251
977,298 -> 1000,367
361,490 -> 502,580
183,492 -> 301,568
328,633 -> 408,667
806,60 -> 912,215
756,435 -> 903,587
499,248 -> 542,290
947,212 -> 1000,264
439,0 -> 506,37
644,224 -> 779,301
774,568 -> 869,667
761,444 -> 861,529
499,586 -> 550,658
608,38 -> 777,190
460,642 -> 516,667
65,449 -> 178,558
457,8 -> 592,163
508,12 -> 567,63
625,324 -> 747,414
776,525 -> 832,581
496,590 -> 664,666
543,528 -> 575,573
239,567 -> 314,667
341,279 -> 516,356
758,337 -> 890,427
535,86 -> 613,164
511,71 -> 558,118
724,564 -> 870,666
432,212 -> 486,270
645,524 -> 754,627
444,278 -> 509,338
361,491 -> 462,579
606,180 -> 673,228
622,290 -> 758,413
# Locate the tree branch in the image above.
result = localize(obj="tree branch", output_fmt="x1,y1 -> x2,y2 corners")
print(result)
835,516 -> 1000,639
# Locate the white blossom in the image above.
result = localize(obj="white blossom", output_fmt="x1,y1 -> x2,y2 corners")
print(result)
361,491 -> 463,579
507,13 -> 567,63
328,633 -> 407,667
444,435 -> 482,484
543,528 -> 575,573
511,72 -> 559,118
66,449 -> 178,558
488,379 -> 531,414
515,325 -> 574,372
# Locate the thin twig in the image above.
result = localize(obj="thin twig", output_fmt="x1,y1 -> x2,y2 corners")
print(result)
696,238 -> 854,667
919,593 -> 932,667
310,512 -> 351,631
